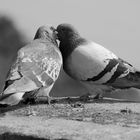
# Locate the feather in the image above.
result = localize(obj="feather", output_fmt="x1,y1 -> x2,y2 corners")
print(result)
57,23 -> 140,98
0,25 -> 62,106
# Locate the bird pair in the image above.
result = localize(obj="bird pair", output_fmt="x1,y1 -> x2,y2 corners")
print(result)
1,24 -> 140,106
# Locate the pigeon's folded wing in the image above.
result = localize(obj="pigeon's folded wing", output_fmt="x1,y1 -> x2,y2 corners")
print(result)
3,55 -> 23,92
79,53 -> 140,89
104,59 -> 140,89
3,47 -> 61,95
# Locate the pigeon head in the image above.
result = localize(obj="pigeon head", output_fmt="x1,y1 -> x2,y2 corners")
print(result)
56,24 -> 79,41
56,24 -> 87,61
34,25 -> 57,41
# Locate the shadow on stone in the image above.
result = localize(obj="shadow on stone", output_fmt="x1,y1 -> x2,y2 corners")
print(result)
0,132 -> 67,140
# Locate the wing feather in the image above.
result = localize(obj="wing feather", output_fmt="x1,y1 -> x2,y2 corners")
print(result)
104,59 -> 140,89
3,45 -> 62,95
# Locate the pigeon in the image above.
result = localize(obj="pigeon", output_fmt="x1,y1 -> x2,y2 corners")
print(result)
56,23 -> 140,99
0,25 -> 62,106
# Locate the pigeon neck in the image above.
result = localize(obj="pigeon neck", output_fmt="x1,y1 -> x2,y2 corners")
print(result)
59,36 -> 87,62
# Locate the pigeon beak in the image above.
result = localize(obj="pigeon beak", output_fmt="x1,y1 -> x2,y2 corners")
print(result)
50,27 -> 58,39
54,30 -> 58,39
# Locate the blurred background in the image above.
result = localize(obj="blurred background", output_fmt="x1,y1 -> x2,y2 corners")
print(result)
0,0 -> 140,101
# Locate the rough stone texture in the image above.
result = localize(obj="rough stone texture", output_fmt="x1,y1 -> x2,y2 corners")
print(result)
1,98 -> 140,140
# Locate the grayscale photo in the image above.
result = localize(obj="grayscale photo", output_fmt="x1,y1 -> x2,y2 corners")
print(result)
0,0 -> 140,139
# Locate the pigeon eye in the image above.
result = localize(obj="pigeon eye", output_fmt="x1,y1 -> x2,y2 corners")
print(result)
60,28 -> 65,32
50,26 -> 55,31
44,31 -> 49,35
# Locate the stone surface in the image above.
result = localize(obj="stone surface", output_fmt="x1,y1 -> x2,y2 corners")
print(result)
0,98 -> 140,140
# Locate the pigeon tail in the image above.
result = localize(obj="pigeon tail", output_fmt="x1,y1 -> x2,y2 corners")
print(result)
0,92 -> 25,106
106,70 -> 140,89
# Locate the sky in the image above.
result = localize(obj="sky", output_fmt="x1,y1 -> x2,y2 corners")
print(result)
0,0 -> 140,100
0,0 -> 139,68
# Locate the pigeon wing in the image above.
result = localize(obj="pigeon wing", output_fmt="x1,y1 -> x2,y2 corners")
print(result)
104,58 -> 140,89
3,54 -> 23,91
3,45 -> 61,95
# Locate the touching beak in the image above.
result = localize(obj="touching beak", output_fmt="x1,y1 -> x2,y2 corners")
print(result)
50,26 -> 58,39
55,31 -> 58,39
54,30 -> 58,39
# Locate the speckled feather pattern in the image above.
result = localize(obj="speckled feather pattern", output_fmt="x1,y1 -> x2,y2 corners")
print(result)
6,39 -> 62,91
0,28 -> 62,105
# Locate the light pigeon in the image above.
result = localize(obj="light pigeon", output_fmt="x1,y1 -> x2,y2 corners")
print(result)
0,25 -> 62,106
56,23 -> 140,99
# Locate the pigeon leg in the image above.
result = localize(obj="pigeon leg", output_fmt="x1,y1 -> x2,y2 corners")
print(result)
93,93 -> 103,99
47,95 -> 52,105
42,85 -> 54,105
79,93 -> 91,102
80,92 -> 103,102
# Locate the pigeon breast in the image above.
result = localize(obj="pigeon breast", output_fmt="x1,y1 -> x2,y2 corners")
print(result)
65,42 -> 119,84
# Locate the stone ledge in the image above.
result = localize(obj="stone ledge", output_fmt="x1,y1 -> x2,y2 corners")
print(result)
0,100 -> 140,140
0,116 -> 140,140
